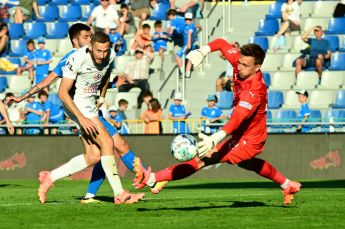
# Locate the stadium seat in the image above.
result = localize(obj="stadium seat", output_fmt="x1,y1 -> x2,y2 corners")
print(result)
59,5 -> 82,22
308,109 -> 322,129
255,19 -> 279,36
72,0 -> 91,4
149,1 -> 170,20
47,93 -> 63,107
269,35 -> 293,52
262,72 -> 271,88
8,23 -> 25,39
300,1 -> 314,17
55,38 -> 73,56
302,18 -> 329,32
339,35 -> 345,52
49,0 -> 70,5
270,72 -> 295,90
9,39 -> 28,57
44,39 -> 59,54
324,18 -> 345,35
37,0 -> 47,5
115,55 -> 135,72
0,76 -> 8,92
332,90 -> 345,109
324,109 -> 345,128
0,58 -> 21,75
309,90 -> 333,109
282,90 -> 300,109
265,2 -> 283,19
268,90 -> 284,109
292,36 -> 309,52
318,71 -> 343,89
324,36 -> 339,52
81,5 -> 95,21
329,53 -> 345,70
248,37 -> 269,51
36,6 -> 59,22
105,88 -> 117,105
24,22 -> 47,39
295,72 -> 318,89
280,53 -> 301,71
46,22 -> 69,39
217,91 -> 234,109
7,75 -> 31,93
266,109 -> 273,123
261,53 -> 283,71
312,1 -> 338,17
274,109 -> 297,129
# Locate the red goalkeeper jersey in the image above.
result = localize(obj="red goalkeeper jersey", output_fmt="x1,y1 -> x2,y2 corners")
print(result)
208,39 -> 267,148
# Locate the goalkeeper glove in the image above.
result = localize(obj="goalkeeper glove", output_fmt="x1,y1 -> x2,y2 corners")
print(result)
197,130 -> 226,158
186,45 -> 211,67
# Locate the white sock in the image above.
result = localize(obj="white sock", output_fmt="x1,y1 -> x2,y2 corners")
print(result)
280,178 -> 290,189
147,173 -> 156,187
101,155 -> 124,196
50,154 -> 88,182
84,193 -> 95,199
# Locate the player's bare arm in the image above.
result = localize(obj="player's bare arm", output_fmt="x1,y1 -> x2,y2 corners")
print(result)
0,100 -> 14,134
97,69 -> 111,108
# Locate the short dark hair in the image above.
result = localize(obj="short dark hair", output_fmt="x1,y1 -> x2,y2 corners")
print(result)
38,90 -> 48,98
120,3 -> 129,9
142,24 -> 151,30
118,99 -> 128,106
143,91 -> 153,98
154,20 -> 162,28
149,98 -> 161,113
240,44 -> 266,65
27,39 -> 35,45
91,32 -> 110,44
68,23 -> 91,44
167,9 -> 177,16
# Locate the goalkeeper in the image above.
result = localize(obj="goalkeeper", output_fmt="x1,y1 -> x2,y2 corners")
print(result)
133,38 -> 301,206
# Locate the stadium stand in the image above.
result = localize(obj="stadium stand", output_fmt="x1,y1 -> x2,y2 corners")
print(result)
268,90 -> 284,109
255,18 -> 279,36
332,90 -> 345,109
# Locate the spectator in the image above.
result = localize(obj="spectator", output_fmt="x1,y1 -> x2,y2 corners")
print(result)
117,99 -> 128,120
176,12 -> 198,78
131,23 -> 152,52
4,92 -> 24,135
109,17 -> 127,56
9,0 -> 42,23
0,22 -> 9,57
149,0 -> 172,20
295,26 -> 331,80
296,89 -> 310,133
118,48 -> 154,108
23,94 -> 43,135
17,39 -> 36,84
118,3 -> 136,34
168,92 -> 191,134
152,20 -> 169,67
166,9 -> 186,47
273,0 -> 302,51
0,99 -> 14,135
170,0 -> 205,18
106,105 -> 122,129
38,91 -> 64,135
86,0 -> 120,34
142,91 -> 153,109
333,0 -> 345,17
200,94 -> 226,134
35,37 -> 52,87
141,98 -> 164,134
130,0 -> 150,27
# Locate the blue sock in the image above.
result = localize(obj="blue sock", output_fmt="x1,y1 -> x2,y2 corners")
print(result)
86,162 -> 105,196
121,150 -> 146,173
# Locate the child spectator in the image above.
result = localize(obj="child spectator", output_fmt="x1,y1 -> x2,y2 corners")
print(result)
38,91 -> 64,135
107,105 -> 122,130
117,99 -> 128,120
141,91 -> 153,109
35,37 -> 52,88
23,94 -> 43,135
9,0 -> 42,23
152,20 -> 169,67
17,39 -> 36,84
131,23 -> 152,53
168,92 -> 191,134
176,12 -> 198,78
200,94 -> 226,134
296,89 -> 310,133
141,98 -> 164,134
166,9 -> 186,47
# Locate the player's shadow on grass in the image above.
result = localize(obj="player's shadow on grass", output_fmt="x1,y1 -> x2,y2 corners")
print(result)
75,196 -> 114,203
0,184 -> 22,187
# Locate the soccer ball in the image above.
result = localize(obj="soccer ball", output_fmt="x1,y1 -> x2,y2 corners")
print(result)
170,134 -> 198,162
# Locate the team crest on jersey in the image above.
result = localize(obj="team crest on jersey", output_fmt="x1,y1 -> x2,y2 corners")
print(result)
239,101 -> 253,110
93,72 -> 102,81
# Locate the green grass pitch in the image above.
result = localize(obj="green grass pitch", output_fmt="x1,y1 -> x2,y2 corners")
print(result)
0,179 -> 344,228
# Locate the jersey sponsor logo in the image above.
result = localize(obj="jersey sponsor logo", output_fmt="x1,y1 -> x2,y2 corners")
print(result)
227,48 -> 237,54
93,72 -> 102,81
239,101 -> 253,110
83,84 -> 98,94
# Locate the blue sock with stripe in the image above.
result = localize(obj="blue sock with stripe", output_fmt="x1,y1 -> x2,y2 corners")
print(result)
121,150 -> 146,172
85,162 -> 105,197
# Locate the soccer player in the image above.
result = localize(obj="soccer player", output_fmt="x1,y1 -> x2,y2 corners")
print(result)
133,39 -> 302,206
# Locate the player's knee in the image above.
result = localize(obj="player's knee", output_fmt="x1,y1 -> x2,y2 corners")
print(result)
85,153 -> 100,165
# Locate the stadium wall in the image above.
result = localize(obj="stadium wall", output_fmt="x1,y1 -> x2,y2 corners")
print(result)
0,134 -> 343,180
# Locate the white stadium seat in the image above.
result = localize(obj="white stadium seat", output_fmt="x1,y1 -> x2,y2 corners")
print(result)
261,53 -> 283,71
292,36 -> 309,52
282,90 -> 300,109
280,53 -> 301,71
318,71 -> 344,89
55,38 -> 73,57
294,71 -> 319,89
302,18 -> 329,32
7,75 -> 31,94
309,90 -> 333,109
115,55 -> 135,72
270,72 -> 296,90
300,2 -> 315,17
312,1 -> 338,17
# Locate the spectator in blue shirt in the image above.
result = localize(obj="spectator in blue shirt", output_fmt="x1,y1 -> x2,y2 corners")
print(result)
35,37 -> 52,88
295,26 -> 332,80
24,95 -> 43,135
106,104 -> 129,135
176,12 -> 198,78
166,9 -> 185,47
296,89 -> 310,133
149,0 -> 171,20
168,92 -> 191,134
38,90 -> 64,135
201,94 -> 226,134
17,39 -> 36,84
152,20 -> 169,67
109,13 -> 127,57
117,99 -> 130,134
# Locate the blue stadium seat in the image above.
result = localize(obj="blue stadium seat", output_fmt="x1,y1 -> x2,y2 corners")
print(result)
248,37 -> 269,51
0,76 -> 8,92
47,93 -> 63,107
333,90 -> 345,109
268,90 -> 284,109
339,35 -> 345,52
149,1 -> 170,20
49,0 -> 70,5
308,109 -> 322,129
255,19 -> 279,36
324,109 -> 345,128
46,22 -> 69,39
274,109 -> 297,129
24,22 -> 47,39
324,18 -> 345,34
329,53 -> 345,70
265,2 -> 283,19
324,35 -> 339,52
37,0 -> 47,5
36,6 -> 59,22
8,23 -> 25,39
59,5 -> 82,22
266,109 -> 273,123
0,57 -> 21,75
262,72 -> 271,88
9,39 -> 28,57
72,0 -> 91,4
217,91 -> 234,109
81,5 -> 95,21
